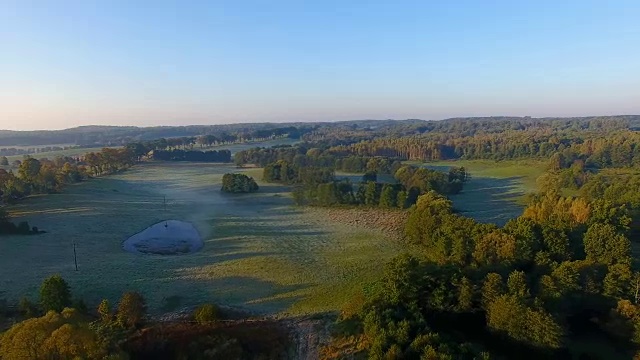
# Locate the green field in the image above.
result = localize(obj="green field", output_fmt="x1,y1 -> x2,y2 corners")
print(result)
0,162 -> 398,316
419,159 -> 547,225
4,147 -> 108,163
3,138 -> 299,164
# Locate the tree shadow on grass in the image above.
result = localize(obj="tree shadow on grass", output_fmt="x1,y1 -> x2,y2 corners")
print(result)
213,222 -> 327,238
448,176 -> 526,226
253,184 -> 292,194
164,275 -> 309,315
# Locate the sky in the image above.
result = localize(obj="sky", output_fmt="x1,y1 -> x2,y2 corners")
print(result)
1,0 -> 639,130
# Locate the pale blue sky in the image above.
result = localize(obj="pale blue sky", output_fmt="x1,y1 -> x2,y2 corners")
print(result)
1,0 -> 639,130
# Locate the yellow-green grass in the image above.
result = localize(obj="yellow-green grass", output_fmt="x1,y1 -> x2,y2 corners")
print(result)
0,162 -> 399,316
4,147 -> 112,162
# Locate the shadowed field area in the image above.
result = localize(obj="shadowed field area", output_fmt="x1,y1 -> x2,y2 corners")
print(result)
421,160 -> 547,225
0,162 -> 399,316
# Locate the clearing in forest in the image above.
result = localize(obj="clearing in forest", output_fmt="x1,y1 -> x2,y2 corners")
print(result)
420,159 -> 546,225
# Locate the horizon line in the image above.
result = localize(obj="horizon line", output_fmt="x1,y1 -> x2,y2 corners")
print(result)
2,114 -> 639,132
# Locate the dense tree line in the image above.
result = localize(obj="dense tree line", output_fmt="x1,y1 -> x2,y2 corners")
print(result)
237,144 -> 404,175
317,120 -> 640,170
263,160 -> 335,185
221,173 -> 259,193
282,162 -> 467,208
150,149 -> 231,162
326,189 -> 640,358
0,147 -> 137,204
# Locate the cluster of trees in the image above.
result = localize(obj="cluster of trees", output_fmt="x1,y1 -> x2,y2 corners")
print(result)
221,173 -> 259,193
0,156 -> 86,203
326,189 -> 640,358
0,148 -> 139,204
234,145 -> 306,167
150,149 -> 231,162
294,180 -> 414,208
83,148 -> 136,176
263,160 -> 335,185
271,161 -> 467,208
235,144 -> 406,175
0,274 -> 289,359
0,208 -> 40,235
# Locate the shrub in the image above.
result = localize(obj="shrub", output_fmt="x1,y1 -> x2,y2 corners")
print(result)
19,297 -> 38,318
116,292 -> 147,328
221,173 -> 259,193
193,303 -> 220,324
98,299 -> 112,322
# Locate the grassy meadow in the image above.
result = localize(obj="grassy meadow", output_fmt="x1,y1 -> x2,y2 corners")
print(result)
0,162 -> 399,316
4,147 -> 109,163
419,159 -> 547,225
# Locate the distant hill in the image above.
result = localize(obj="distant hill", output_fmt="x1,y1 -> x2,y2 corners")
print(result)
1,116 -> 639,147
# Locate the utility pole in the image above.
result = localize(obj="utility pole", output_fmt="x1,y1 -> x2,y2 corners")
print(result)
73,242 -> 78,271
164,195 -> 168,228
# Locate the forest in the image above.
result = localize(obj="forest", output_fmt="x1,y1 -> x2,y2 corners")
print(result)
4,116 -> 640,358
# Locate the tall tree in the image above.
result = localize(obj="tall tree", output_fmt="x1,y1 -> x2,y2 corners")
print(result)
481,273 -> 504,308
116,292 -> 147,328
40,275 -> 71,312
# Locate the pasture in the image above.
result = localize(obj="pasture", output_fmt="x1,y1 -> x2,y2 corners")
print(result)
0,162 -> 399,316
4,146 -> 108,163
420,159 -> 547,225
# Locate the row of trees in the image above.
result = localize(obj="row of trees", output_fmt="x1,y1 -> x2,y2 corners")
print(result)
263,160 -> 335,185
0,148 -> 138,204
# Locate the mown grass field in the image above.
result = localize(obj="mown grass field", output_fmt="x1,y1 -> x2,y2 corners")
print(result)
4,147 -> 110,163
418,159 -> 548,225
0,162 -> 399,316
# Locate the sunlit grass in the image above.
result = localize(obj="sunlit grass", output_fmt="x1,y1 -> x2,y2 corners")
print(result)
409,159 -> 548,225
0,161 -> 399,316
